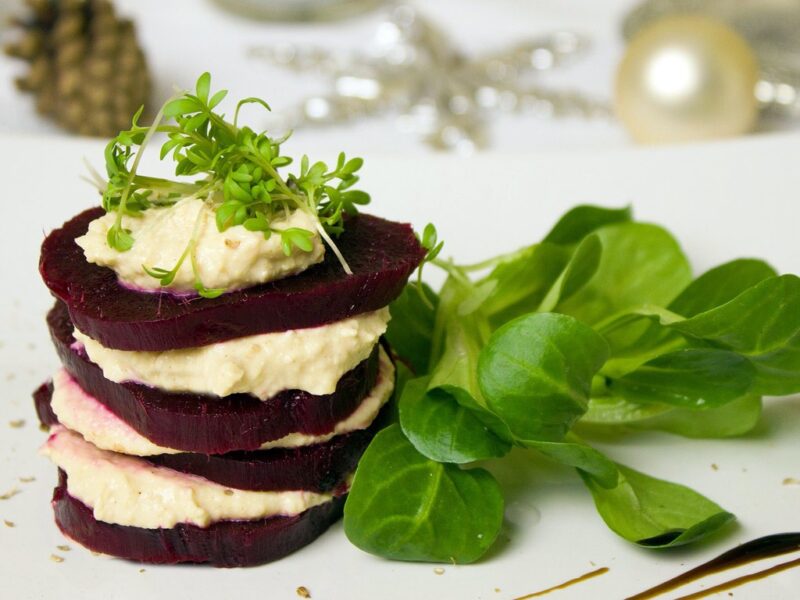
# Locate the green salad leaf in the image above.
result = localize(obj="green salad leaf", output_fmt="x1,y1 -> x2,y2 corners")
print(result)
669,275 -> 800,395
537,234 -> 603,313
478,243 -> 570,327
610,348 -> 755,409
343,425 -> 504,563
478,313 -> 608,441
385,283 -> 438,374
582,394 -> 763,438
668,259 -> 777,318
580,464 -> 734,548
399,377 -> 511,464
524,436 -> 619,489
345,203 -> 800,564
543,204 -> 632,245
557,222 -> 692,326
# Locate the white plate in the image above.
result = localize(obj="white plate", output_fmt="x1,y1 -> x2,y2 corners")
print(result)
1,133 -> 799,600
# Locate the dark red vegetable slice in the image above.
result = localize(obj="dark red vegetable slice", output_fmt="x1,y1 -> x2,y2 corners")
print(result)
40,208 -> 425,351
33,380 -> 58,428
36,380 -> 388,492
46,301 -> 381,454
52,470 -> 345,567
143,432 -> 371,492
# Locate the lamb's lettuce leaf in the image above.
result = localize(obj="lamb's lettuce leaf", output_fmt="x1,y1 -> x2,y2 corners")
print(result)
543,204 -> 632,245
344,204 -> 798,564
580,464 -> 734,548
344,425 -> 504,564
557,222 -> 692,326
399,376 -> 511,464
385,283 -> 438,374
478,313 -> 609,441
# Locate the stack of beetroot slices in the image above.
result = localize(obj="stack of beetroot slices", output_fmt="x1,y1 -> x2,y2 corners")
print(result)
34,207 -> 425,567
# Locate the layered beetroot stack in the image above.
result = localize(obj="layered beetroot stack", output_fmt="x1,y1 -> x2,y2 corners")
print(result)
35,206 -> 424,566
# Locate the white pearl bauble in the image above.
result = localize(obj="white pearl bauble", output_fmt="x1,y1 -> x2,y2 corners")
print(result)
615,16 -> 760,144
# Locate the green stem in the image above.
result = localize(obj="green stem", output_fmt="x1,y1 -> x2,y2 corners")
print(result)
112,95 -> 178,236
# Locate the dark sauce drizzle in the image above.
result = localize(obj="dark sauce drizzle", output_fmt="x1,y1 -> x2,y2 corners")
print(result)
627,532 -> 800,600
675,557 -> 800,600
513,567 -> 609,599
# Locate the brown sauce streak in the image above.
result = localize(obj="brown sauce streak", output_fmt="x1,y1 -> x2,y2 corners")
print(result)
513,567 -> 609,599
627,532 -> 800,600
675,557 -> 800,600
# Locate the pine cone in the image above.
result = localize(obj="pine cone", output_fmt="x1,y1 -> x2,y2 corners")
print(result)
4,0 -> 151,137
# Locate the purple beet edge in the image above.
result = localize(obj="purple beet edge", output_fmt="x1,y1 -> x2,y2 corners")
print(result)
40,208 -> 425,350
52,470 -> 346,567
46,301 -> 380,454
36,380 -> 388,492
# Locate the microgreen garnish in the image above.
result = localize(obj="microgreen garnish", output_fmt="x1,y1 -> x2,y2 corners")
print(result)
415,223 -> 444,307
98,72 -> 370,294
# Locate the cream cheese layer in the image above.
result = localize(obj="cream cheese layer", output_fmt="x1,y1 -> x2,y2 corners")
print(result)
73,308 -> 390,399
41,426 -> 337,529
49,348 -> 395,456
76,197 -> 325,293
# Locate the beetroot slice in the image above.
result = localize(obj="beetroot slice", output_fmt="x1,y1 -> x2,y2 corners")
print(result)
33,381 -> 58,428
52,470 -> 345,567
40,208 -> 425,351
143,408 -> 385,491
36,380 -> 386,492
47,301 -> 379,454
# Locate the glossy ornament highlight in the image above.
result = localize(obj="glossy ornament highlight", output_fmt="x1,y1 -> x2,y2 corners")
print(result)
615,16 -> 759,143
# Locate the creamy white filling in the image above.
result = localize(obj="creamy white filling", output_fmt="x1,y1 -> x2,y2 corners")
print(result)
41,426 -> 337,529
259,349 -> 394,450
50,348 -> 395,457
74,308 -> 390,399
76,197 -> 325,293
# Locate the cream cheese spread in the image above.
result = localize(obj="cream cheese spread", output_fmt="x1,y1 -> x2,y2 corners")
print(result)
73,308 -> 391,399
50,348 -> 395,456
41,426 -> 337,529
76,197 -> 325,293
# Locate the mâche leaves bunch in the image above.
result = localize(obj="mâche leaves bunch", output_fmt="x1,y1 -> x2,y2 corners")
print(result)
99,72 -> 369,297
343,205 -> 800,564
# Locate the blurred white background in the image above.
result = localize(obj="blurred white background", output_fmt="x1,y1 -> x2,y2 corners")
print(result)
0,0 -> 695,153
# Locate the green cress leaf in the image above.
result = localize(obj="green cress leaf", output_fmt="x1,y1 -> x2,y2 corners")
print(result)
537,233 -> 602,312
106,225 -> 134,252
668,259 -> 778,318
195,71 -> 211,103
543,204 -> 632,245
101,72 -> 370,294
385,284 -> 439,374
343,425 -> 504,564
668,275 -> 800,394
478,313 -> 609,441
609,348 -> 756,409
557,223 -> 692,326
580,464 -> 734,547
581,394 -> 762,438
399,377 -> 511,463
